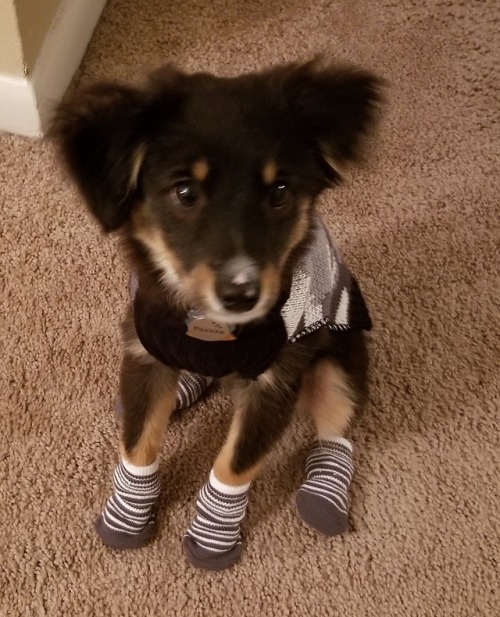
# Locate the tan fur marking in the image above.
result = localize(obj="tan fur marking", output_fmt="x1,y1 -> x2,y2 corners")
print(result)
120,379 -> 178,466
185,262 -> 217,307
192,158 -> 209,182
262,160 -> 278,185
129,144 -> 146,190
298,361 -> 356,439
259,263 -> 280,304
213,409 -> 261,486
132,209 -> 188,301
134,225 -> 182,273
188,262 -> 216,286
321,148 -> 345,180
257,367 -> 276,390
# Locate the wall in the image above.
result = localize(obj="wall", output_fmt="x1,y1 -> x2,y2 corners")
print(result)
0,0 -> 63,77
0,0 -> 25,76
15,0 -> 63,74
0,0 -> 107,136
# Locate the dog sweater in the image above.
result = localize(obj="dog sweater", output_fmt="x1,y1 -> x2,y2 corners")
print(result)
281,215 -> 371,342
133,216 -> 371,379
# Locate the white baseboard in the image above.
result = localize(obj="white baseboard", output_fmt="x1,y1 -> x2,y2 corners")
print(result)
0,76 -> 41,136
0,0 -> 107,138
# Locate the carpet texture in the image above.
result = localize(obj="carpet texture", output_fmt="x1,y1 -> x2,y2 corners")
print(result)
1,0 -> 498,615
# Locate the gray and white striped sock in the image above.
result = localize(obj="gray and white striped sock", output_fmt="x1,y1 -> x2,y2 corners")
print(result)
175,371 -> 213,410
95,458 -> 160,550
183,470 -> 250,571
296,438 -> 354,536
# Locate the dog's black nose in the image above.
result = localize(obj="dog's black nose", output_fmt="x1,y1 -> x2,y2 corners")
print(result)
219,280 -> 260,312
216,258 -> 260,313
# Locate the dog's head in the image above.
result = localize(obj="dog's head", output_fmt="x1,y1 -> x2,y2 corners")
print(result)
53,60 -> 382,324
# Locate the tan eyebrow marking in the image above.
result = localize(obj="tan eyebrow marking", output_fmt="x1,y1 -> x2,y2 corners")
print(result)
262,160 -> 277,185
192,158 -> 209,182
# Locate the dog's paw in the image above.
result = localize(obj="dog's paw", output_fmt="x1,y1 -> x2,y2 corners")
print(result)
183,535 -> 242,571
95,513 -> 156,550
295,490 -> 349,536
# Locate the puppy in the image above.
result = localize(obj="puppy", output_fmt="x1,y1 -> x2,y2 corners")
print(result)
52,59 -> 382,571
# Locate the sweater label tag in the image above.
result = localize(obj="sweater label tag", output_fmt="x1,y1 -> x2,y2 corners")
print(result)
185,311 -> 236,341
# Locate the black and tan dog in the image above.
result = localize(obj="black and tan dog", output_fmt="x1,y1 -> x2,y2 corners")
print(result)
52,59 -> 382,570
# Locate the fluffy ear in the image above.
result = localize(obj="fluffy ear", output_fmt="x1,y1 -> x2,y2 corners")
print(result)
52,82 -> 151,232
279,60 -> 384,181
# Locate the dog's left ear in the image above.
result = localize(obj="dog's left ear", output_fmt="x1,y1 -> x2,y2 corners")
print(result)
279,60 -> 384,182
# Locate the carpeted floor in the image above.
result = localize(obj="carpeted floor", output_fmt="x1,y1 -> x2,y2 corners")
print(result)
1,0 -> 498,615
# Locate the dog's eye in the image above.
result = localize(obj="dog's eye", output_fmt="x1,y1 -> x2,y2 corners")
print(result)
170,181 -> 200,207
269,182 -> 290,208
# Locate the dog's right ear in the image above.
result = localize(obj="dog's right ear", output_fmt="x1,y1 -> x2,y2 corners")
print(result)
53,76 -> 178,232
52,68 -> 186,232
51,83 -> 150,232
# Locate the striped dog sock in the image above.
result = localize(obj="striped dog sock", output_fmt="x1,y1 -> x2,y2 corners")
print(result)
114,371 -> 212,416
95,458 -> 160,550
296,438 -> 354,536
183,470 -> 250,571
175,371 -> 213,410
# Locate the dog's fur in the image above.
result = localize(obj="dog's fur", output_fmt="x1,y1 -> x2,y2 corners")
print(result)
52,59 -> 381,500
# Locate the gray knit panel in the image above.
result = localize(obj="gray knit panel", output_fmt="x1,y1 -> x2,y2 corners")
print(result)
282,216 -> 352,342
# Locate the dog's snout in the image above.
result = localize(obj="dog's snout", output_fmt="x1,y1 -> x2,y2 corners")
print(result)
215,258 -> 260,313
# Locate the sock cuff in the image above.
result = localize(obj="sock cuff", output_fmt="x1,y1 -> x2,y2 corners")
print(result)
209,469 -> 250,495
317,437 -> 353,452
121,457 -> 160,477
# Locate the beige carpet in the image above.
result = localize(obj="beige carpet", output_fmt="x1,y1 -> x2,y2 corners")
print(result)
1,0 -> 499,615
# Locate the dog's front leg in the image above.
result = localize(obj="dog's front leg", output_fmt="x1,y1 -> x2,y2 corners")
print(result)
183,345 -> 310,571
95,319 -> 179,550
